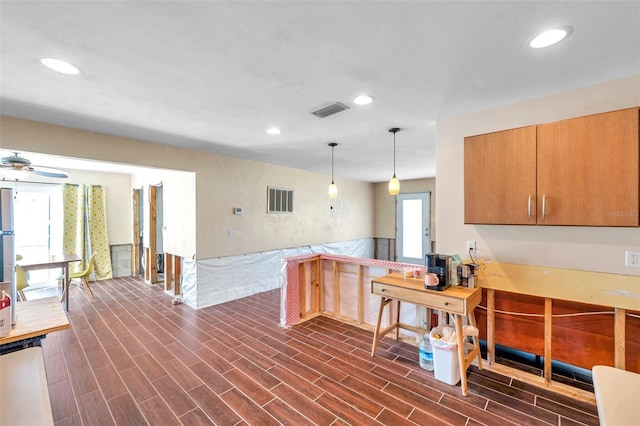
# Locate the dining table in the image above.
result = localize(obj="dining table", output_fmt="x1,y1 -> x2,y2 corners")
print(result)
19,254 -> 82,311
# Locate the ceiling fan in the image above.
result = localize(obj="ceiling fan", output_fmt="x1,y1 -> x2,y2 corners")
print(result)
0,152 -> 69,180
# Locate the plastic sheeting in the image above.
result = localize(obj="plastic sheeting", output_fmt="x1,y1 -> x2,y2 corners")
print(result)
182,238 -> 374,309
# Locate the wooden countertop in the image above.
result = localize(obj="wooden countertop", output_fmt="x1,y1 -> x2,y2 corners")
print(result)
0,297 -> 69,345
476,261 -> 640,310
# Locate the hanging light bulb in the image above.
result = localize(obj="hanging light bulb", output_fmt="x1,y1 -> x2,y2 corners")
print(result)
328,143 -> 338,198
388,128 -> 400,195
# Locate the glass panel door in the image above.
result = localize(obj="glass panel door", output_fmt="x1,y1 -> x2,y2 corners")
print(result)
14,184 -> 63,282
396,192 -> 431,264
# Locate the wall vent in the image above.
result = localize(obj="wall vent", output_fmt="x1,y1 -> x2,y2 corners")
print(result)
267,186 -> 293,213
310,102 -> 350,118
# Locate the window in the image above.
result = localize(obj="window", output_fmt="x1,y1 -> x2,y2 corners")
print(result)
267,187 -> 293,213
14,184 -> 63,281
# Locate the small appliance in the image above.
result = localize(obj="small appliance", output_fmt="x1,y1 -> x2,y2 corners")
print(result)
425,253 -> 451,291
457,263 -> 479,288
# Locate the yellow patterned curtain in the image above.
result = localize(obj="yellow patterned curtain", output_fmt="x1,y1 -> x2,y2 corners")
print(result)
87,185 -> 112,280
62,184 -> 86,273
62,184 -> 113,279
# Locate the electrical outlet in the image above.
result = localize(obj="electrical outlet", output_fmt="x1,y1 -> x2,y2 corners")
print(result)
625,251 -> 640,267
466,240 -> 476,253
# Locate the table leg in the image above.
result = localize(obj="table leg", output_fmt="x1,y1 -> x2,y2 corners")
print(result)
454,314 -> 468,396
64,263 -> 69,311
395,300 -> 401,340
468,310 -> 482,369
371,297 -> 393,357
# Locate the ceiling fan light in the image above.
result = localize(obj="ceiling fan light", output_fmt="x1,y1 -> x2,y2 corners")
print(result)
2,168 -> 30,181
40,57 -> 80,75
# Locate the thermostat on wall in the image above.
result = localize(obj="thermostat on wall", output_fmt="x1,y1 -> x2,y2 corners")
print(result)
233,207 -> 243,215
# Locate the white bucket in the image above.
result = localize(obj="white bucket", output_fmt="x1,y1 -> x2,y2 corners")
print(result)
429,326 -> 461,385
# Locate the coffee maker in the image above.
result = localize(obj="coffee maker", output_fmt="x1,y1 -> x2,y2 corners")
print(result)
425,253 -> 451,291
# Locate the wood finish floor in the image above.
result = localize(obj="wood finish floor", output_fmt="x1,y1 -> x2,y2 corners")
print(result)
39,275 -> 600,425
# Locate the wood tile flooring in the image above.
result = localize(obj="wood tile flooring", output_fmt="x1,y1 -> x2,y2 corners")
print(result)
39,276 -> 599,425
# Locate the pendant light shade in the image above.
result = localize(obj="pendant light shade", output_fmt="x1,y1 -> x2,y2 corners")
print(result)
388,128 -> 400,195
388,175 -> 400,195
328,142 -> 338,198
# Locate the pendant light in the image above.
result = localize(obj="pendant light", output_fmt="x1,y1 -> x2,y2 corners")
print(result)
328,142 -> 338,198
388,128 -> 400,195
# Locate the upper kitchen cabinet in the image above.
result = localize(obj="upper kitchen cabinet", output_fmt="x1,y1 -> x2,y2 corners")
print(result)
464,126 -> 537,225
537,108 -> 639,226
464,108 -> 639,227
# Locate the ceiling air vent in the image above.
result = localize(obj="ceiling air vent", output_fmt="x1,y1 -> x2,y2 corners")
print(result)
311,102 -> 350,118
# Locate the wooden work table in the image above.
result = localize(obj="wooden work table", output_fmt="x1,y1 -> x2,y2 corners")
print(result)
370,273 -> 482,396
0,297 -> 70,353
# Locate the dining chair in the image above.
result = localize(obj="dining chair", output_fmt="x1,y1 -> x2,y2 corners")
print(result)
15,265 -> 29,301
69,253 -> 97,301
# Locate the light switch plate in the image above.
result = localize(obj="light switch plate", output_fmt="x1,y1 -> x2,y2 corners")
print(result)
466,240 -> 476,253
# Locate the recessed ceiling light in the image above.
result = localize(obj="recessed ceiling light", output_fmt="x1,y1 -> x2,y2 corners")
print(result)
528,26 -> 573,49
266,127 -> 281,135
40,57 -> 80,75
353,95 -> 375,105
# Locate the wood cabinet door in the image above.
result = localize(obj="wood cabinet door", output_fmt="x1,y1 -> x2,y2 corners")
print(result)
464,126 -> 537,224
537,108 -> 639,226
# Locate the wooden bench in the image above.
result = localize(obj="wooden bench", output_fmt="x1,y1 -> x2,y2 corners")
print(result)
592,365 -> 640,426
0,346 -> 53,425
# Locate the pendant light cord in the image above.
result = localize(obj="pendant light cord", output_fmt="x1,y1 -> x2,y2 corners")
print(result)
392,131 -> 396,176
328,142 -> 337,184
331,145 -> 335,183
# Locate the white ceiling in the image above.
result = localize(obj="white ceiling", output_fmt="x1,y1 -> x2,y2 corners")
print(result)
1,1 -> 639,182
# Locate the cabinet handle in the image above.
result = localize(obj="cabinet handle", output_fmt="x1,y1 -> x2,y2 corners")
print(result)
527,195 -> 532,221
542,194 -> 547,221
381,288 -> 386,292
444,302 -> 449,306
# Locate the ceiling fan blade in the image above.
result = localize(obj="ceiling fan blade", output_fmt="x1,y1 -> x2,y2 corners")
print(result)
32,166 -> 69,179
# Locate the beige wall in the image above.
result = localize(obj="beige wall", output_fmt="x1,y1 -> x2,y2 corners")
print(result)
194,155 -> 374,257
374,178 -> 436,243
436,75 -> 640,276
1,116 -> 375,260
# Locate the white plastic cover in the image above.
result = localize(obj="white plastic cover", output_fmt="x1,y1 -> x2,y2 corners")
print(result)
187,238 -> 373,310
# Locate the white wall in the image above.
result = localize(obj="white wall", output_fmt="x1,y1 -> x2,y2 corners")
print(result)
436,75 -> 640,276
